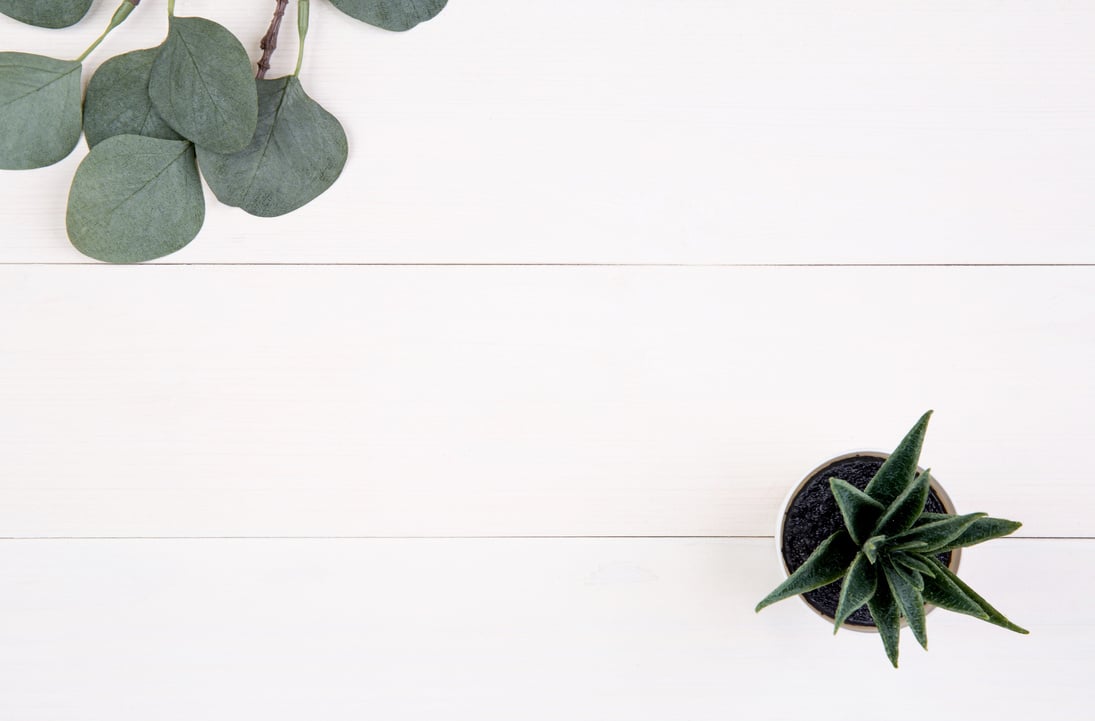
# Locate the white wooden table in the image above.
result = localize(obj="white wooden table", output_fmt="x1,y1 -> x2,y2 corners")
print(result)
2,2 -> 1091,718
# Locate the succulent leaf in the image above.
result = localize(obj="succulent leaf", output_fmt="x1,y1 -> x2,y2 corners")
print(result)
863,410 -> 931,506
934,516 -> 1022,553
867,578 -> 901,668
833,552 -> 877,632
755,530 -> 857,612
928,557 -> 1029,634
893,551 -> 936,578
757,411 -> 1027,665
887,512 -> 986,553
829,477 -> 885,545
884,561 -> 928,650
920,561 -> 989,620
914,512 -> 950,526
863,534 -> 887,564
888,558 -> 925,591
872,468 -> 930,537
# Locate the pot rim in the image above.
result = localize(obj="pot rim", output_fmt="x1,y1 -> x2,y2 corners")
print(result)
775,449 -> 962,633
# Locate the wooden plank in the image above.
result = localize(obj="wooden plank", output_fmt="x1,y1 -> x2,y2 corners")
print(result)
0,537 -> 1084,720
2,1 -> 1094,263
0,266 -> 1090,537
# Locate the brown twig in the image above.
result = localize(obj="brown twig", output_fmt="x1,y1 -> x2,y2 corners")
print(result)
256,0 -> 289,80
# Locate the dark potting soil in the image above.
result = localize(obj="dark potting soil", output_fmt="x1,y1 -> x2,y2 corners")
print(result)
781,454 -> 953,627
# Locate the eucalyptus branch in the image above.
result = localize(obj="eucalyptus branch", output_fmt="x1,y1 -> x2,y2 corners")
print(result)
295,0 -> 310,76
257,0 -> 289,80
75,0 -> 141,63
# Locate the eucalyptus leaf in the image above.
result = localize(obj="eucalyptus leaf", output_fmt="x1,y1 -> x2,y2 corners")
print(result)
197,76 -> 347,217
84,47 -> 182,147
149,16 -> 258,153
0,52 -> 82,169
329,0 -> 447,31
66,135 -> 205,262
0,0 -> 93,28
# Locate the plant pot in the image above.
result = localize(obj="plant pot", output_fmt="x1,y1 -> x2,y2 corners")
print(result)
776,451 -> 961,631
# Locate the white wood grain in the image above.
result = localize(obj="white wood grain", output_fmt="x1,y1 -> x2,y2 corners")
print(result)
1,265 -> 1090,537
0,537 -> 1083,720
2,0 -> 1094,263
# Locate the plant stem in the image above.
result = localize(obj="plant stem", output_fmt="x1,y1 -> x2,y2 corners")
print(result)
295,0 -> 310,76
75,0 -> 140,63
257,0 -> 289,80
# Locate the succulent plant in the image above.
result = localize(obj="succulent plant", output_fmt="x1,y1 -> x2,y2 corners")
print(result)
756,411 -> 1028,667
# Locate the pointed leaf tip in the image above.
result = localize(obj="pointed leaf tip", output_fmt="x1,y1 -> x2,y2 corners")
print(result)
756,531 -> 857,612
829,477 -> 884,545
864,412 -> 933,507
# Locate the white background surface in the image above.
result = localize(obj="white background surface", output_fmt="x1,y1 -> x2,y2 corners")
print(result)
0,2 -> 1090,719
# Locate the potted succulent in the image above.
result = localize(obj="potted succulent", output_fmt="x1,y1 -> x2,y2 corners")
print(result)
756,411 -> 1028,666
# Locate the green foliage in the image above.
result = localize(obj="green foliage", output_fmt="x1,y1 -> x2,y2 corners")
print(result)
0,52 -> 82,169
149,16 -> 259,154
1,0 -> 447,261
83,47 -> 183,147
328,0 -> 447,31
0,0 -> 93,28
757,411 -> 1028,667
197,76 -> 347,217
66,135 -> 205,262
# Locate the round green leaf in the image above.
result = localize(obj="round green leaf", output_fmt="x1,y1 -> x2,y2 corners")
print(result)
84,47 -> 183,148
149,16 -> 258,154
197,77 -> 347,217
0,0 -> 93,28
328,0 -> 447,31
0,52 -> 82,169
66,135 -> 205,262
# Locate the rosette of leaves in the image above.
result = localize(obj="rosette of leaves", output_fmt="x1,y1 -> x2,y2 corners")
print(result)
0,0 -> 447,262
756,411 -> 1028,667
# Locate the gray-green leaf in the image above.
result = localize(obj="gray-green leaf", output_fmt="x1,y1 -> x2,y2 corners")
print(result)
0,0 -> 93,28
328,0 -> 447,31
0,52 -> 82,169
149,16 -> 258,153
66,135 -> 205,262
197,76 -> 347,217
84,47 -> 182,148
